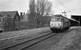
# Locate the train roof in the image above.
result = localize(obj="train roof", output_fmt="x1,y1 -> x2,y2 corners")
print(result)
51,14 -> 80,23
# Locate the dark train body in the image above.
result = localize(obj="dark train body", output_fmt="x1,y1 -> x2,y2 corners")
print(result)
50,15 -> 80,33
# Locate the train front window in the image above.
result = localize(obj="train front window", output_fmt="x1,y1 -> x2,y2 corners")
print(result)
51,18 -> 60,21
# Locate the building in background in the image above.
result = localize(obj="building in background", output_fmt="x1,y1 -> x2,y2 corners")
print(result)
0,11 -> 20,32
71,15 -> 81,26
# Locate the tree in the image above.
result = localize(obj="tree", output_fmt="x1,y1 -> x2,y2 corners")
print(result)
28,0 -> 52,27
35,0 -> 52,16
28,0 -> 36,24
29,0 -> 35,14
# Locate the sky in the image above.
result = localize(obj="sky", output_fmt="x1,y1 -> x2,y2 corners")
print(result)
51,0 -> 81,15
0,0 -> 29,13
0,0 -> 81,15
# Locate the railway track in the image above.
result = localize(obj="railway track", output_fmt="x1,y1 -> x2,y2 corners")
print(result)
20,30 -> 73,50
1,26 -> 80,50
2,31 -> 57,50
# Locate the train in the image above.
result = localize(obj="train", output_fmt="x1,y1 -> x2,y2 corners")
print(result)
50,14 -> 80,33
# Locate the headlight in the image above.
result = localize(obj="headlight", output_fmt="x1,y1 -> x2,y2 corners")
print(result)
50,21 -> 62,28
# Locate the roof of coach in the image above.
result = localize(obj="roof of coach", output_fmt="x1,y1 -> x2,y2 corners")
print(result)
51,14 -> 79,22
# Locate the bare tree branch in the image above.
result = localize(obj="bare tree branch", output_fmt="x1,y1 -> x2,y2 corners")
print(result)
29,0 -> 52,27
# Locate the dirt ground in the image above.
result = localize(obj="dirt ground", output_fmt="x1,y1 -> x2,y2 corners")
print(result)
49,27 -> 81,50
63,28 -> 81,50
0,27 -> 81,50
52,27 -> 81,50
25,27 -> 81,50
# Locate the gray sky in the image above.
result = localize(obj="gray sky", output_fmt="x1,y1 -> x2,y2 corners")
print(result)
0,0 -> 29,12
0,0 -> 81,15
51,0 -> 81,15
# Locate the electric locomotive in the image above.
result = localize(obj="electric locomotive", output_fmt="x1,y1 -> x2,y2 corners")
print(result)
50,14 -> 70,32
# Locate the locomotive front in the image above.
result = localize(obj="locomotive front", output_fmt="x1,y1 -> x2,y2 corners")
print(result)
50,15 -> 70,33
